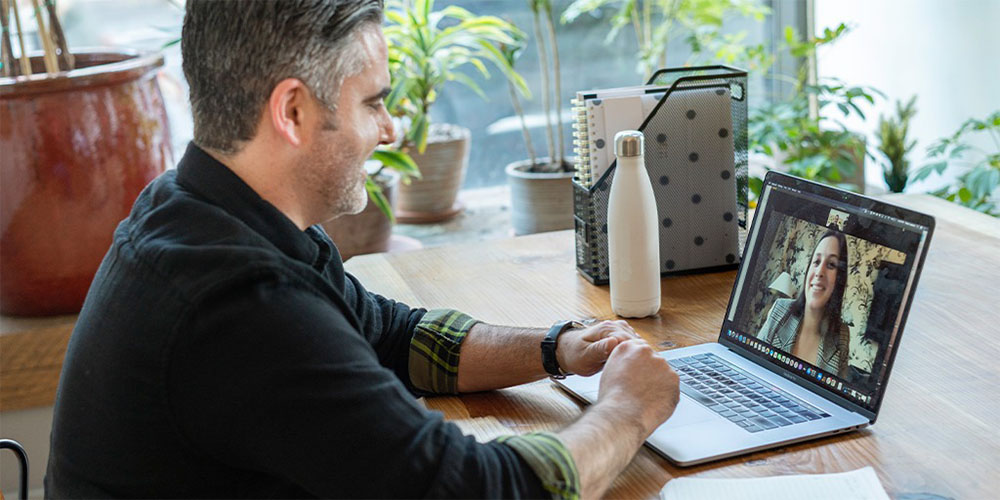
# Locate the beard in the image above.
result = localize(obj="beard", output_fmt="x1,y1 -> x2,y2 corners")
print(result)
300,135 -> 370,224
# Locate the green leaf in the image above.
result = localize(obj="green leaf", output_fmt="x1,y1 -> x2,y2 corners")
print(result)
411,113 -> 430,153
385,79 -> 410,114
561,0 -> 614,23
371,149 -> 421,179
749,176 -> 763,199
784,26 -> 796,44
365,176 -> 395,223
911,161 -> 949,183
958,187 -> 973,203
950,143 -> 971,159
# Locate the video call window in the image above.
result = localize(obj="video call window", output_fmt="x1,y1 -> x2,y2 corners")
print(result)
726,185 -> 925,407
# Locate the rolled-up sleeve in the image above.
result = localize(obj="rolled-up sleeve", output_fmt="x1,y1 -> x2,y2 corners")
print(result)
409,310 -> 581,499
408,308 -> 479,394
172,284 -> 553,498
499,433 -> 581,500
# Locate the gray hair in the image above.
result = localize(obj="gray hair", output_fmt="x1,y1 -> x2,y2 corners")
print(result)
182,0 -> 384,154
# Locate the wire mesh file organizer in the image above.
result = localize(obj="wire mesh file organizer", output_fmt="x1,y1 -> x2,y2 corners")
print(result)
572,66 -> 749,285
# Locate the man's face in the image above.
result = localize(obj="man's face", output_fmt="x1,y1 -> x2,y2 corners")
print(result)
299,25 -> 394,222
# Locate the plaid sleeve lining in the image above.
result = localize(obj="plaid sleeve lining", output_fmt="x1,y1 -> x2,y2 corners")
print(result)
408,308 -> 479,394
499,432 -> 581,500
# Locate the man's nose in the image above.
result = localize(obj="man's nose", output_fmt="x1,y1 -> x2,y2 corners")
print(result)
379,109 -> 396,146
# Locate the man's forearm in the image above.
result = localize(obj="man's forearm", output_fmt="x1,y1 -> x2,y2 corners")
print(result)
457,323 -> 548,392
456,320 -> 637,393
557,401 -> 649,499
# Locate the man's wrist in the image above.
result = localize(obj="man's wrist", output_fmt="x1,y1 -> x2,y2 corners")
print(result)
554,326 -> 577,376
542,320 -> 581,378
592,396 -> 652,444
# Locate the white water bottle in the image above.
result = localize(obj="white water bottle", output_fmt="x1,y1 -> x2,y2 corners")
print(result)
608,130 -> 661,318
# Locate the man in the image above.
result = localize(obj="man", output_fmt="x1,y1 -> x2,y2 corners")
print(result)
46,1 -> 679,498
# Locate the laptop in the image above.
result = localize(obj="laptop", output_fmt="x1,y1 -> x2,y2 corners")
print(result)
555,171 -> 935,466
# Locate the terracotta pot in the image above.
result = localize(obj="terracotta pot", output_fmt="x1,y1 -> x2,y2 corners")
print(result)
322,170 -> 399,261
395,123 -> 469,223
1,50 -> 171,316
506,158 -> 576,236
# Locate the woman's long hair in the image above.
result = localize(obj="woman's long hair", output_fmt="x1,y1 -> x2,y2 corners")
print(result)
780,228 -> 850,372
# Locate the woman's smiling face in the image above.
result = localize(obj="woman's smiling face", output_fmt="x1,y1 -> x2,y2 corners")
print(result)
805,235 -> 842,311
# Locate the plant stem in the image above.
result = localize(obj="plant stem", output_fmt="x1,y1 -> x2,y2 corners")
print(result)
508,78 -> 537,167
630,2 -> 644,80
643,0 -> 651,65
543,1 -> 564,167
10,0 -> 31,76
663,0 -> 680,68
45,0 -> 73,70
1,0 -> 14,77
29,0 -> 58,73
531,3 -> 555,167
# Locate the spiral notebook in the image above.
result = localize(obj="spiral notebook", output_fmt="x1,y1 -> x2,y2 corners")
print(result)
572,84 -> 734,188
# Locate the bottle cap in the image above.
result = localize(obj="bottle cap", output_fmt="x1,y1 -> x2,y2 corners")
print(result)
614,130 -> 643,158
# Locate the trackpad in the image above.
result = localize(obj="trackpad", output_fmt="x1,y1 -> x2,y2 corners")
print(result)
661,394 -> 718,428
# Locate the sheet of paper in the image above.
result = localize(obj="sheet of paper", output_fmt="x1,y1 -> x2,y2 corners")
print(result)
660,467 -> 889,500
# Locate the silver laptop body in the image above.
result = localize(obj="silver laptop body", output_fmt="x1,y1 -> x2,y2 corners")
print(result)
556,172 -> 935,466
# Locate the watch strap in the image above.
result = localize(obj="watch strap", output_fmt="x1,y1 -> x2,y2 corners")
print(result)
541,320 -> 580,379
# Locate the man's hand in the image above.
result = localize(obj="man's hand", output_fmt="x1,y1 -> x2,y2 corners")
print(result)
597,339 -> 679,435
555,339 -> 680,498
556,320 -> 641,376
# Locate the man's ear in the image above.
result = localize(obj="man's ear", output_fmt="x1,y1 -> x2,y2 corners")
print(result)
267,78 -> 309,147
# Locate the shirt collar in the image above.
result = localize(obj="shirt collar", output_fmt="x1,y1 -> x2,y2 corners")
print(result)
175,142 -> 334,270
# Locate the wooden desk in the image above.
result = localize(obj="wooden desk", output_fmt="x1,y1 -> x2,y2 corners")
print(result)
344,194 -> 1000,499
2,195 -> 998,497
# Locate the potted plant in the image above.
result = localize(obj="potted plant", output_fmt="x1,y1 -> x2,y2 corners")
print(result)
1,4 -> 171,316
748,24 -> 882,199
503,0 -> 578,236
875,96 -> 918,193
562,0 -> 771,80
321,149 -> 422,260
384,0 -> 528,223
910,111 -> 1000,216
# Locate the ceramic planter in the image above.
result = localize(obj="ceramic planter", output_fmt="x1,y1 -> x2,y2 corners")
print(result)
395,124 -> 470,223
1,50 -> 171,316
506,158 -> 576,236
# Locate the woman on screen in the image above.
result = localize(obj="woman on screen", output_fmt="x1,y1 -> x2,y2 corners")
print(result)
758,229 -> 850,377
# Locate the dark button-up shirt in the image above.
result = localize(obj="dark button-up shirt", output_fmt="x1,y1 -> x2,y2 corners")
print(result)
45,144 -> 578,498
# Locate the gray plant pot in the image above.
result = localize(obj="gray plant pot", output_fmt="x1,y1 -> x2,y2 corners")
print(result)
506,157 -> 576,236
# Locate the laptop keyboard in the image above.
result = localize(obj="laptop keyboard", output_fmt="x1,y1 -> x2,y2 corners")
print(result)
669,353 -> 831,433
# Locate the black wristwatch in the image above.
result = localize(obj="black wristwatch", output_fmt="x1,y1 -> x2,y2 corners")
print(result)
541,320 -> 582,379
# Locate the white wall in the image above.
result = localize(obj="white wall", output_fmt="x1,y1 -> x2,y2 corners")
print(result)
814,0 -> 1000,192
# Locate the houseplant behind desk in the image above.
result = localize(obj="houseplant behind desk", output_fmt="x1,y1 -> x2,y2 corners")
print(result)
503,0 -> 576,236
384,0 -> 528,223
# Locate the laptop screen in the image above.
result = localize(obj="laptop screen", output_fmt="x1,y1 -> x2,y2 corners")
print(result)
719,173 -> 932,416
